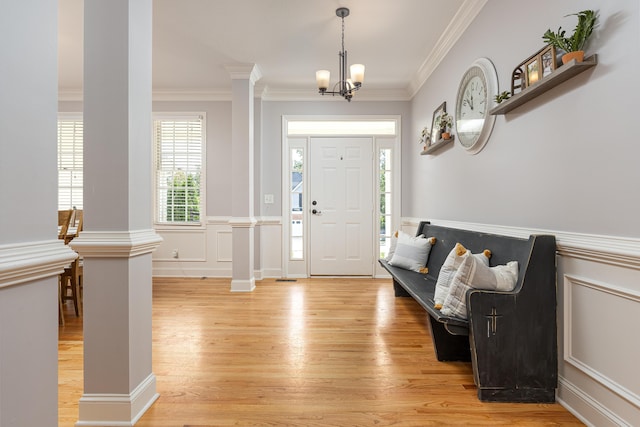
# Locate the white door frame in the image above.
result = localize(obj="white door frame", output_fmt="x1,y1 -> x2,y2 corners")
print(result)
281,115 -> 402,278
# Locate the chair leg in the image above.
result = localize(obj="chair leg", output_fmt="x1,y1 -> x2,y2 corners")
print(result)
58,277 -> 65,326
73,271 -> 82,317
70,273 -> 80,317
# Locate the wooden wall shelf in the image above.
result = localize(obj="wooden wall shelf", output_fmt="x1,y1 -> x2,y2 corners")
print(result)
421,135 -> 454,155
489,54 -> 598,115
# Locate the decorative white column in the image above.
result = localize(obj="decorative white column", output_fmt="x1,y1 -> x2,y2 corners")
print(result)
0,1 -> 76,426
71,1 -> 162,425
226,64 -> 261,292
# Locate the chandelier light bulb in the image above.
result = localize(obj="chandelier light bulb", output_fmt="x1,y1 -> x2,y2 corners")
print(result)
350,64 -> 365,85
316,70 -> 331,91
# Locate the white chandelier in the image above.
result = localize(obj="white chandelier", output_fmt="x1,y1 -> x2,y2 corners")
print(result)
316,7 -> 365,102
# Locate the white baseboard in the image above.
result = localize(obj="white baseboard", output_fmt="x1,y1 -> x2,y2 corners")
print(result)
152,267 -> 232,277
231,278 -> 256,292
557,377 -> 632,427
76,374 -> 159,427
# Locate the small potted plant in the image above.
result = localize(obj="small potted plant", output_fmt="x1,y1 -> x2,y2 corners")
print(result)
437,112 -> 453,140
419,126 -> 430,150
494,91 -> 511,104
542,9 -> 598,64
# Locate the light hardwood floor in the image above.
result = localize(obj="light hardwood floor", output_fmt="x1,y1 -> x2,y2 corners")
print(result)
58,277 -> 583,426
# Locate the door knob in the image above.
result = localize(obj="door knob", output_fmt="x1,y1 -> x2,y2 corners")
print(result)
312,200 -> 317,206
312,209 -> 321,215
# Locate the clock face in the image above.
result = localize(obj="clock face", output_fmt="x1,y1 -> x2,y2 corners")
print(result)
456,72 -> 487,147
454,58 -> 498,154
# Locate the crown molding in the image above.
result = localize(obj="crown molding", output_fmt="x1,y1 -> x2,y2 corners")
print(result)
59,89 -> 83,102
260,86 -> 412,102
61,86 -> 412,103
408,0 -> 488,98
152,89 -> 232,102
224,63 -> 262,84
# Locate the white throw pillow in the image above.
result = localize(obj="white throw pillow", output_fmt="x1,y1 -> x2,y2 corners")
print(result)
433,243 -> 491,309
440,256 -> 519,319
388,231 -> 436,273
384,230 -> 399,262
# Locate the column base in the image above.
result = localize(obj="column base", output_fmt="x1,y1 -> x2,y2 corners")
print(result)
231,277 -> 256,292
76,374 -> 159,427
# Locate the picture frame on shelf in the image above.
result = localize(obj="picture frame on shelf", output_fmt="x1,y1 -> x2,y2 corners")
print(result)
519,45 -> 558,88
541,45 -> 557,78
525,56 -> 540,86
430,102 -> 446,144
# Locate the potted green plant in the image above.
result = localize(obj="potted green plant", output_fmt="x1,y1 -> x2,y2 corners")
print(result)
542,9 -> 598,64
494,91 -> 511,104
419,126 -> 430,150
437,112 -> 453,140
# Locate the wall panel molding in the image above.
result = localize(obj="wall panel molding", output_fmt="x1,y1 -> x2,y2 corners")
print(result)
216,230 -> 233,263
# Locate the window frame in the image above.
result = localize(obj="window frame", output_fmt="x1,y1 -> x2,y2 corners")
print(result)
152,112 -> 206,228
57,113 -> 84,211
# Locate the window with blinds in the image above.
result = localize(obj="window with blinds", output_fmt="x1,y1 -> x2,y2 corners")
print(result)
154,115 -> 204,224
58,117 -> 83,210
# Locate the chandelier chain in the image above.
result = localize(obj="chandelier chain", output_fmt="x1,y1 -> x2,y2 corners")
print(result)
341,14 -> 345,55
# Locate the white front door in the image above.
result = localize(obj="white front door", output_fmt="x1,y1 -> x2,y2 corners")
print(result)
309,137 -> 373,275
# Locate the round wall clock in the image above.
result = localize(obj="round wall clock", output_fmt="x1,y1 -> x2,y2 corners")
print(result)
454,58 -> 498,154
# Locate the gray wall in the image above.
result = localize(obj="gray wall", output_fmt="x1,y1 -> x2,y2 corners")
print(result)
408,0 -> 638,238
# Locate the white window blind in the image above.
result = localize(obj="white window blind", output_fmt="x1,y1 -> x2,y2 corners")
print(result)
154,115 -> 203,224
58,118 -> 83,210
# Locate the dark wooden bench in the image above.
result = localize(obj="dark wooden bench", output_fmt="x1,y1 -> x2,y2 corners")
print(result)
379,221 -> 557,403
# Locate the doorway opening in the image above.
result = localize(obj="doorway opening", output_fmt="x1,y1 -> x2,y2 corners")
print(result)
282,116 -> 401,278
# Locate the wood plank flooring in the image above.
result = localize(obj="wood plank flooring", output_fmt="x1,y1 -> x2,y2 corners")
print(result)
58,277 -> 583,426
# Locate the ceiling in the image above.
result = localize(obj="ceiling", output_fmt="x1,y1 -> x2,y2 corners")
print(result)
58,0 -> 485,101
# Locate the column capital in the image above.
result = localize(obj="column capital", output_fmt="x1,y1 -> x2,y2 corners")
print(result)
70,229 -> 163,258
225,63 -> 262,85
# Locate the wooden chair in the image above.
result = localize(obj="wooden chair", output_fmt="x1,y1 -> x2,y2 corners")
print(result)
58,209 -> 73,241
65,209 -> 83,243
59,208 -> 84,319
60,257 -> 82,317
58,209 -> 74,325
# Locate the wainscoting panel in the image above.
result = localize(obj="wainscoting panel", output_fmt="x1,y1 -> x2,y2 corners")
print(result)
216,230 -> 232,262
564,275 -> 640,409
258,218 -> 283,278
153,228 -> 206,262
152,217 -> 282,279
